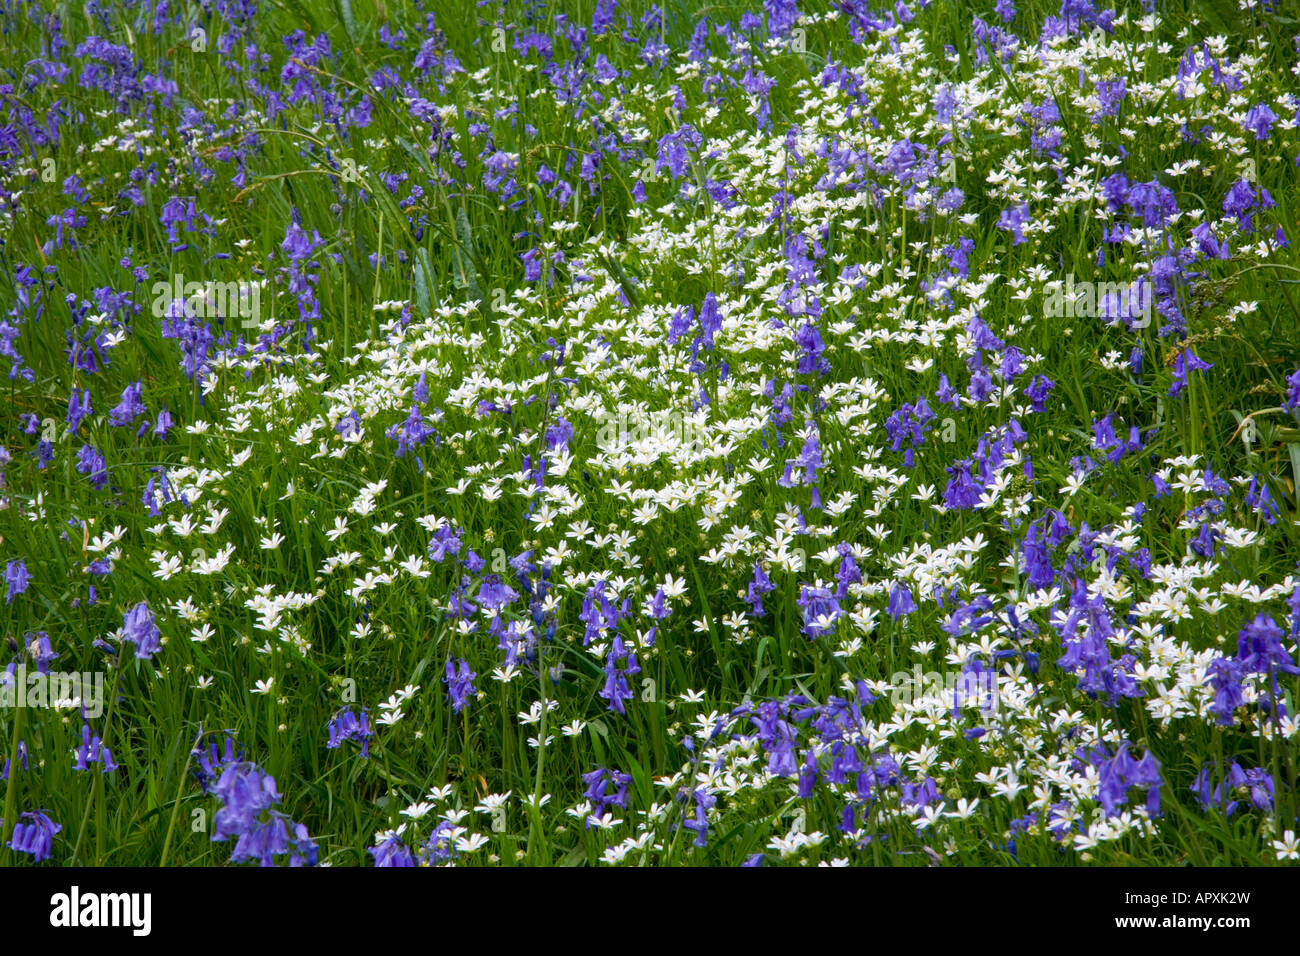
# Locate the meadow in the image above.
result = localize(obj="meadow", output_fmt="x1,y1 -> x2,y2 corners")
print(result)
2,0 -> 1300,867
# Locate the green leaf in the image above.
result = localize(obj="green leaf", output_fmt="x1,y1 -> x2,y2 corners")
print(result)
414,247 -> 433,318
339,0 -> 358,44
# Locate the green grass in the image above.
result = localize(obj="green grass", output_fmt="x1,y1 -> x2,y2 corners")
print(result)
0,0 -> 1299,866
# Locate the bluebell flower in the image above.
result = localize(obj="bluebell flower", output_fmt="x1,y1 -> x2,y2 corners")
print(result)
7,810 -> 61,863
997,203 -> 1029,244
835,544 -> 861,599
1024,375 -> 1054,412
476,574 -> 517,611
231,814 -> 318,867
108,381 -> 147,427
67,388 -> 93,433
281,219 -> 324,262
74,723 -> 118,773
545,417 -> 573,451
746,564 -> 777,617
1222,180 -> 1274,233
121,602 -> 161,659
1237,612 -> 1299,677
152,407 -> 173,439
797,584 -> 840,638
427,524 -> 463,562
1243,102 -> 1276,140
387,405 -> 438,457
1095,742 -> 1162,818
5,559 -> 29,603
1093,76 -> 1125,121
582,766 -> 632,825
698,293 -> 722,349
682,789 -> 716,847
887,583 -> 916,620
444,659 -> 475,713
75,444 -> 108,489
370,832 -> 415,867
1284,366 -> 1300,411
211,762 -> 281,840
327,709 -> 373,757
25,631 -> 57,673
1244,476 -> 1279,525
1191,765 -> 1235,815
421,820 -> 459,865
648,586 -> 672,620
1169,349 -> 1212,398
655,125 -> 702,180
1206,656 -> 1245,725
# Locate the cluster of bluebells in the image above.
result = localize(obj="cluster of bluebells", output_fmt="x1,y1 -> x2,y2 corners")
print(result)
583,767 -> 633,827
1,0 -> 1299,869
326,709 -> 373,757
1192,760 -> 1277,816
581,581 -> 641,714
192,737 -> 318,867
1206,612 -> 1300,727
120,602 -> 161,659
5,810 -> 62,864
885,399 -> 937,468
